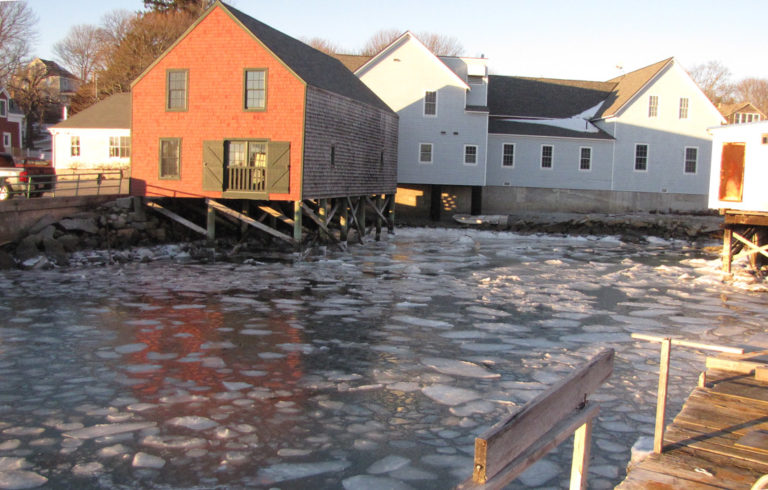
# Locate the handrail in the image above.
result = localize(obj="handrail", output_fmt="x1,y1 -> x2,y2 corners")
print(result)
631,333 -> 745,454
3,170 -> 125,200
458,348 -> 614,490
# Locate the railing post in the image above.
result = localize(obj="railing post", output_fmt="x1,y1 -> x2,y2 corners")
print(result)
570,419 -> 593,490
654,338 -> 671,454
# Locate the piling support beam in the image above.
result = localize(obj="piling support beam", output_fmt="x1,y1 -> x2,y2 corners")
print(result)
293,200 -> 303,244
206,204 -> 216,241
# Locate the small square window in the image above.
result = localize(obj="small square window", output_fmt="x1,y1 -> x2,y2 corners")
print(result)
2,132 -> 11,148
635,144 -> 648,171
419,143 -> 432,163
541,145 -> 553,169
244,69 -> 266,110
424,91 -> 437,116
71,136 -> 80,157
109,136 -> 130,158
579,147 -> 592,171
684,147 -> 697,174
502,143 -> 514,167
159,138 -> 181,179
464,145 -> 477,165
166,70 -> 188,111
648,95 -> 658,118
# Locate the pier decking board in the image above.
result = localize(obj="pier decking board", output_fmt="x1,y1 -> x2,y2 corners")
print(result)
617,365 -> 768,489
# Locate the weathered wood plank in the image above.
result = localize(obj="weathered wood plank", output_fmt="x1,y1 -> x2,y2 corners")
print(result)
634,449 -> 762,487
145,200 -> 207,236
663,425 -> 768,472
257,204 -> 295,226
736,430 -> 768,454
458,403 -> 599,490
207,199 -> 293,244
471,349 -> 613,483
617,466 -> 734,489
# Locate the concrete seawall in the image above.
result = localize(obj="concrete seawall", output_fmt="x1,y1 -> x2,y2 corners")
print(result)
0,196 -> 122,245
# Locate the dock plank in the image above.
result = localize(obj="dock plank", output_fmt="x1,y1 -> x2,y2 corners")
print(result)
619,364 -> 768,489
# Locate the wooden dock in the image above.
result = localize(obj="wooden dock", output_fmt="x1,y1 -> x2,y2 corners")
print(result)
618,352 -> 768,489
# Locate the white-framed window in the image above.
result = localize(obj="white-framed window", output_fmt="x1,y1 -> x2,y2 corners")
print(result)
502,143 -> 515,167
424,91 -> 437,116
464,145 -> 478,165
684,147 -> 698,174
419,143 -> 433,164
71,136 -> 80,157
648,95 -> 658,118
0,99 -> 6,118
634,144 -> 648,171
2,132 -> 10,148
679,98 -> 689,119
579,147 -> 592,171
109,136 -> 130,158
540,145 -> 553,169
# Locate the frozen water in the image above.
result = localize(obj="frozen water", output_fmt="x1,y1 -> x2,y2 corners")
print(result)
0,227 -> 764,488
0,470 -> 47,489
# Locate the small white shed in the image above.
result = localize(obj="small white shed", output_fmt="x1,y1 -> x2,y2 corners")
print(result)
708,121 -> 768,273
709,121 -> 768,212
48,93 -> 131,172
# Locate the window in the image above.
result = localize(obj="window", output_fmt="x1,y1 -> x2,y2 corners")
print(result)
634,144 -> 648,171
71,136 -> 80,157
424,91 -> 437,116
109,136 -> 130,158
468,75 -> 483,85
166,70 -> 188,111
464,145 -> 478,165
159,138 -> 181,179
579,147 -> 592,171
502,143 -> 515,167
679,98 -> 688,119
684,147 -> 698,174
419,143 -> 433,163
0,99 -> 6,117
648,95 -> 658,117
244,69 -> 266,110
540,145 -> 553,168
762,134 -> 768,145
330,145 -> 336,166
2,133 -> 10,148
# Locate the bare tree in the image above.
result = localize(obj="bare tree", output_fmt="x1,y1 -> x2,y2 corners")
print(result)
0,1 -> 38,85
360,29 -> 401,56
733,78 -> 768,116
416,31 -> 463,57
360,28 -> 464,57
9,63 -> 56,148
689,60 -> 733,105
54,24 -> 104,82
301,37 -> 341,55
143,0 -> 212,14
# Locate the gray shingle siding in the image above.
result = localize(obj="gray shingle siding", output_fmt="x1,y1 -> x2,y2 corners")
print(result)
303,87 -> 398,199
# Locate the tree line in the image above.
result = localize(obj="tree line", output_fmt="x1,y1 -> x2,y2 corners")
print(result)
2,0 -> 765,146
687,61 -> 768,116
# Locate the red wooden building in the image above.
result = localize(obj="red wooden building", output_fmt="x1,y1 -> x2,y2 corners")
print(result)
130,1 -> 398,244
0,88 -> 23,154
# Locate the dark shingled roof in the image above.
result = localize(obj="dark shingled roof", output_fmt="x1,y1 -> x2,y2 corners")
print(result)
52,93 -> 131,129
488,76 -> 616,118
488,118 -> 614,139
222,2 -> 393,113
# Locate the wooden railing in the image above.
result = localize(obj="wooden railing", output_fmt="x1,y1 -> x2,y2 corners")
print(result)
227,165 -> 265,193
458,349 -> 614,490
631,333 -> 744,454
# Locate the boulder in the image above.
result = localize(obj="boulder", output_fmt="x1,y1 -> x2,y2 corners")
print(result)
27,214 -> 58,235
43,238 -> 69,266
0,250 -> 16,269
15,235 -> 41,262
59,217 -> 99,234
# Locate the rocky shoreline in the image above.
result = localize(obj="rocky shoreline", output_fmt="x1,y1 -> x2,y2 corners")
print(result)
0,198 -> 725,270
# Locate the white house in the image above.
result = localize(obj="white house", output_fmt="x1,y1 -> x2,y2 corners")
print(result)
708,120 -> 768,213
0,87 -> 23,154
48,93 -> 131,172
354,32 -> 489,218
484,58 -> 726,213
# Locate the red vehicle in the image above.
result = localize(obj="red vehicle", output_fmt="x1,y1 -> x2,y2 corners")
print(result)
0,153 -> 55,200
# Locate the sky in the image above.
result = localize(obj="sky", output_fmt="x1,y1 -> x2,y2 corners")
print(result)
27,0 -> 768,83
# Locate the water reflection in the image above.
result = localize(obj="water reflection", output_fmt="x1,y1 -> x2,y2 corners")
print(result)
0,229 -> 765,489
